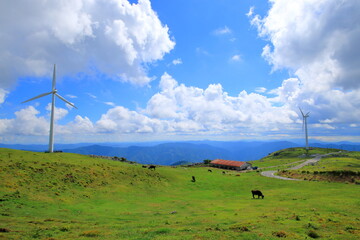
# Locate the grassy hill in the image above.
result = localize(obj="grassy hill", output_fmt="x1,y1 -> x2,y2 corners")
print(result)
0,148 -> 359,239
273,149 -> 360,184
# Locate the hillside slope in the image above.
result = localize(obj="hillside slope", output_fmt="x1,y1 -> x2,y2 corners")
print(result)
0,148 -> 359,239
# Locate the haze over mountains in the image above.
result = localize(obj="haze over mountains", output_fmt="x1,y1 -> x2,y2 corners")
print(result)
1,141 -> 360,166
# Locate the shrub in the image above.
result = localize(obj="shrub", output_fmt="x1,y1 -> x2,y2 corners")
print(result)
153,228 -> 171,234
272,231 -> 287,238
229,225 -> 250,232
307,223 -> 319,230
59,227 -> 69,232
308,230 -> 320,238
80,230 -> 100,237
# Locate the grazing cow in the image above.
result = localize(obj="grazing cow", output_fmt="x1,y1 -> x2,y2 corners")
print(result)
251,190 -> 264,199
222,171 -> 226,174
148,165 -> 156,170
208,169 -> 212,172
191,176 -> 196,182
142,165 -> 147,168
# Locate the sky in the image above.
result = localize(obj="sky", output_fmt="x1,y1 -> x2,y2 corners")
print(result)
0,0 -> 360,144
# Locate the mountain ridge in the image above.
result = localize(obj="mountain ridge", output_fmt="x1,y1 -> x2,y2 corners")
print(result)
2,141 -> 360,166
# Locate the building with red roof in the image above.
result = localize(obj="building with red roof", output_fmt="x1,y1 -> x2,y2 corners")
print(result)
210,159 -> 252,171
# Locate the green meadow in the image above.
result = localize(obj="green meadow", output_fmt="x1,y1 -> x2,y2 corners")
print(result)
0,148 -> 359,239
276,149 -> 360,184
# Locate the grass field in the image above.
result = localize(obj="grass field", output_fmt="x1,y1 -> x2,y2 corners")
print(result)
277,150 -> 360,184
0,148 -> 359,239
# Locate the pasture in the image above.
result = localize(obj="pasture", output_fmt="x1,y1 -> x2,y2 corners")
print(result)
278,151 -> 360,184
0,148 -> 359,239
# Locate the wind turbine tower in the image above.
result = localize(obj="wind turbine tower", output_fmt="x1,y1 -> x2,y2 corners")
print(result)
299,107 -> 310,150
22,64 -> 77,153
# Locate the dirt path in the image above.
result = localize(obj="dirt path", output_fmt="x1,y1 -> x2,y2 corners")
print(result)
260,153 -> 334,181
260,170 -> 301,181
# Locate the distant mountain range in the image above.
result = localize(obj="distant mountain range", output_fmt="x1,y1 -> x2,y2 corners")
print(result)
2,140 -> 360,166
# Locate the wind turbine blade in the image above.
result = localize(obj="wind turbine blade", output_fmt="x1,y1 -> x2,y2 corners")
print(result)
21,91 -> 53,104
52,64 -> 56,91
55,93 -> 77,109
306,112 -> 310,117
298,107 -> 304,117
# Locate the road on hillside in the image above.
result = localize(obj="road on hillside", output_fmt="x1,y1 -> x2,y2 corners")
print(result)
260,152 -> 339,181
260,170 -> 301,181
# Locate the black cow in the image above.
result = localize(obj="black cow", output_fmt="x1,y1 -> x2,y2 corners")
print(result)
148,165 -> 156,170
191,176 -> 196,182
208,169 -> 212,172
251,190 -> 264,199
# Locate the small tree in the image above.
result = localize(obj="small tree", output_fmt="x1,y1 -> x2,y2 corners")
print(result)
203,159 -> 211,164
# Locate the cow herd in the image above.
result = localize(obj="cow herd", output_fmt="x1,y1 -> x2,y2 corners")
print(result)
141,165 -> 265,199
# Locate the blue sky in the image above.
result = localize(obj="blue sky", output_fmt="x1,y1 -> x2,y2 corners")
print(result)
0,0 -> 359,144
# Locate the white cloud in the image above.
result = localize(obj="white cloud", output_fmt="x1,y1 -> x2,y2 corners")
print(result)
213,26 -> 232,35
145,73 -> 297,132
1,72 -> 359,142
250,0 -> 360,130
66,94 -> 78,99
66,115 -> 95,134
96,106 -> 162,133
87,93 -> 97,99
255,87 -> 267,93
172,58 -> 182,65
246,6 -> 255,17
104,102 -> 115,107
0,0 -> 175,89
251,0 -> 360,90
230,54 -> 242,62
313,123 -> 336,130
46,103 -> 69,121
0,106 -> 48,135
0,88 -> 8,104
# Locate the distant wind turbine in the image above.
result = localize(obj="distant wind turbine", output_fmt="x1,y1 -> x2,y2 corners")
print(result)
299,107 -> 310,150
22,64 -> 77,153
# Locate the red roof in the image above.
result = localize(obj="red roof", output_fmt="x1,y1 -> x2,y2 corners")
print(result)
210,159 -> 246,167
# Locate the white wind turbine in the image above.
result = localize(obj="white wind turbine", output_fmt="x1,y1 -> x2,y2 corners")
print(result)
299,107 -> 310,150
22,64 -> 77,153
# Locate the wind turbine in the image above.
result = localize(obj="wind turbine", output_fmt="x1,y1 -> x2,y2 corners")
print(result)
299,107 -> 310,150
22,64 -> 77,153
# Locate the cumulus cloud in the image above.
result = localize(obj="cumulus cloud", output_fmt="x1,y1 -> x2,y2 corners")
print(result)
0,106 -> 48,135
251,0 -> 360,90
0,0 -> 175,89
46,104 -> 69,121
96,106 -> 162,133
0,73 -> 300,139
145,73 -> 298,132
250,0 -> 360,130
1,72 -> 359,141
